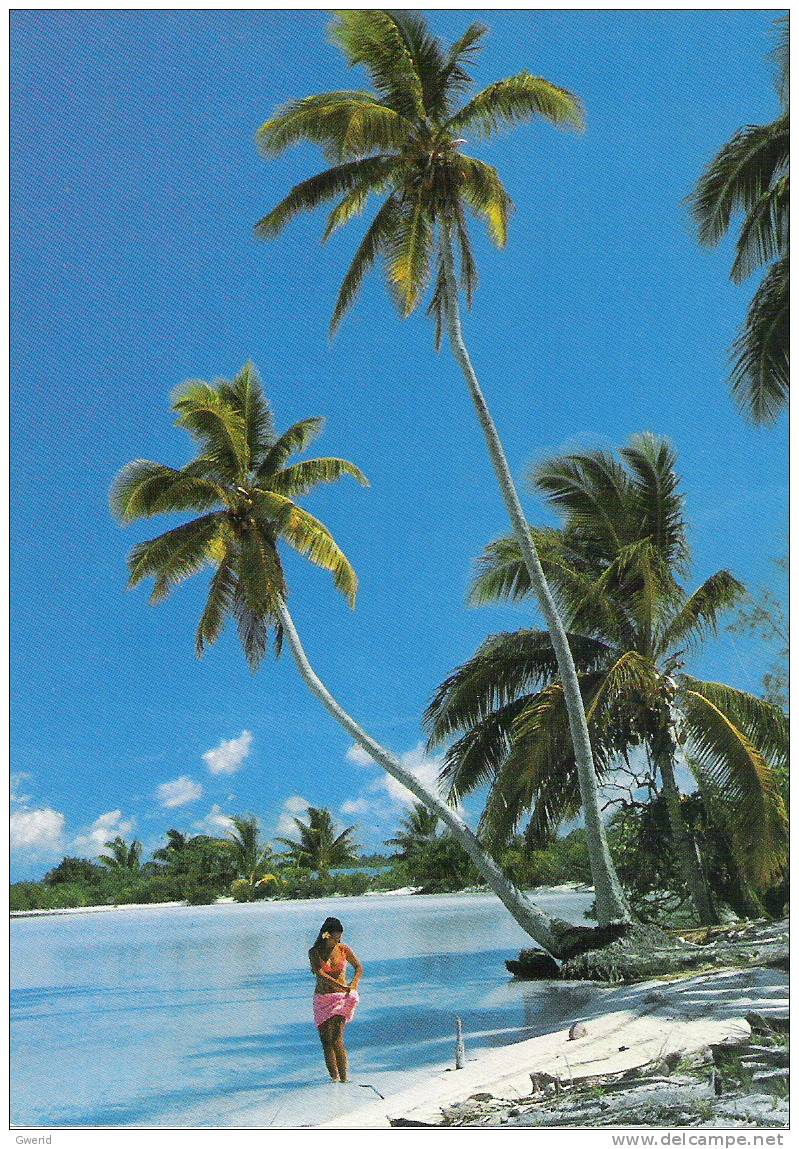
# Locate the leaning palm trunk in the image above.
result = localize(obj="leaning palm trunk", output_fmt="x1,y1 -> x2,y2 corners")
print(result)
654,745 -> 718,926
277,599 -> 576,957
439,222 -> 630,927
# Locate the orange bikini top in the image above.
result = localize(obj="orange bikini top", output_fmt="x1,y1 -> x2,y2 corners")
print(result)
319,946 -> 346,976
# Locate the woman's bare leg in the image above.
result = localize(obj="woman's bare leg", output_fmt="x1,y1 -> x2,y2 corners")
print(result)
332,1017 -> 349,1082
318,1019 -> 340,1081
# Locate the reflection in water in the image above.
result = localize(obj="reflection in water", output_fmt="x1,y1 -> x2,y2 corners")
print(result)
11,890 -> 594,1128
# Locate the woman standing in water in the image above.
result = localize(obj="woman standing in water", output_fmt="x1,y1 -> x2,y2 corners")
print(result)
309,916 -> 363,1082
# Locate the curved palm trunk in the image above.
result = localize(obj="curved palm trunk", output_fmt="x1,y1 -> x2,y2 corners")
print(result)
654,746 -> 718,926
277,598 -> 576,957
439,223 -> 630,927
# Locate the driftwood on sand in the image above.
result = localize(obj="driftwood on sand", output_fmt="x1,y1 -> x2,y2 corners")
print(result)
321,1011 -> 751,1128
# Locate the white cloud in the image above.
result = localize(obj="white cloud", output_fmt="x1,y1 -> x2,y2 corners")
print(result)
275,794 -> 310,836
10,807 -> 66,854
346,743 -> 374,768
370,742 -> 446,808
72,810 -> 136,857
202,730 -> 253,776
192,804 -> 236,836
11,772 -> 32,807
156,775 -> 203,809
340,797 -> 373,817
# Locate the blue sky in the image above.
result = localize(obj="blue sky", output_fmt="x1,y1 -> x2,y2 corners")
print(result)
11,10 -> 787,879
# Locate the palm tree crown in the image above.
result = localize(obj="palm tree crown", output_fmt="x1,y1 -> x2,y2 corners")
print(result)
385,802 -> 440,858
255,10 -> 583,340
426,434 -> 788,891
690,16 -> 788,424
276,806 -> 360,874
110,363 -> 368,668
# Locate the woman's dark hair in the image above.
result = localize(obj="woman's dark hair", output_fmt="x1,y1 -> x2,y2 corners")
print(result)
312,916 -> 344,952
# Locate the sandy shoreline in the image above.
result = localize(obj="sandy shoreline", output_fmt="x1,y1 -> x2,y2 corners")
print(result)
9,882 -> 591,919
319,964 -> 789,1129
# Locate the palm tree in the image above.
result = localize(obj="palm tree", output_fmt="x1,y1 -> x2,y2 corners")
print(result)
426,435 -> 788,925
276,806 -> 360,875
153,828 -> 191,863
254,10 -> 629,927
111,363 -> 580,955
690,17 -> 788,424
225,816 -> 275,886
98,836 -> 143,872
385,803 -> 440,859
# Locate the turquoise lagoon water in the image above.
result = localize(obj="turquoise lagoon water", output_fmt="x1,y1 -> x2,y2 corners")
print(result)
11,889 -> 594,1128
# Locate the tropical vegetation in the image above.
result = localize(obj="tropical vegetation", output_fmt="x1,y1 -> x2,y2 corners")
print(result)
426,434 -> 788,925
690,16 -> 789,424
276,806 -> 360,875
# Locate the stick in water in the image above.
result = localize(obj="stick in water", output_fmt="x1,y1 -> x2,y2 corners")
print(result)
455,1016 -> 465,1070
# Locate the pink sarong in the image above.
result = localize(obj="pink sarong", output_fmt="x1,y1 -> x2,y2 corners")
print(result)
313,990 -> 360,1028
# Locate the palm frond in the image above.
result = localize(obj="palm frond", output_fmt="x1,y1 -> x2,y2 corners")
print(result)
330,195 -> 402,334
127,513 -> 226,600
448,72 -> 584,138
268,457 -> 369,498
256,418 -> 325,480
730,255 -> 789,424
620,433 -> 689,571
323,187 -> 369,242
195,549 -> 238,657
278,504 -> 358,605
425,629 -> 610,745
330,10 -> 427,120
171,381 -> 248,480
217,362 -> 276,470
690,116 -> 789,246
682,676 -> 788,766
456,155 -> 513,247
386,193 -> 434,316
258,91 -> 407,160
440,22 -> 488,99
731,173 -> 788,283
532,453 -> 628,553
683,688 -> 788,887
438,697 -> 530,805
109,460 -> 226,522
468,527 -> 565,606
660,571 -> 746,653
254,155 -> 397,239
584,650 -> 658,726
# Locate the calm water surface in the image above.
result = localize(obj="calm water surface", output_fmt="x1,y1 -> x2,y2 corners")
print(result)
11,889 -> 594,1128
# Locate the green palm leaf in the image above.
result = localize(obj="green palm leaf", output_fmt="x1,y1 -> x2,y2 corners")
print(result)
109,460 -> 226,522
258,91 -> 407,160
218,362 -> 276,470
456,155 -> 513,247
660,571 -> 745,653
278,504 -> 358,605
730,173 -> 788,284
127,513 -> 226,601
682,676 -> 788,766
691,116 -> 788,247
447,72 -> 584,137
330,10 -> 429,120
683,688 -> 787,888
730,255 -> 789,424
195,549 -> 238,656
268,457 -> 369,498
257,418 -> 325,480
387,193 -> 434,315
438,697 -> 530,806
425,629 -> 610,745
172,381 -> 248,480
330,195 -> 402,334
254,156 -> 397,239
